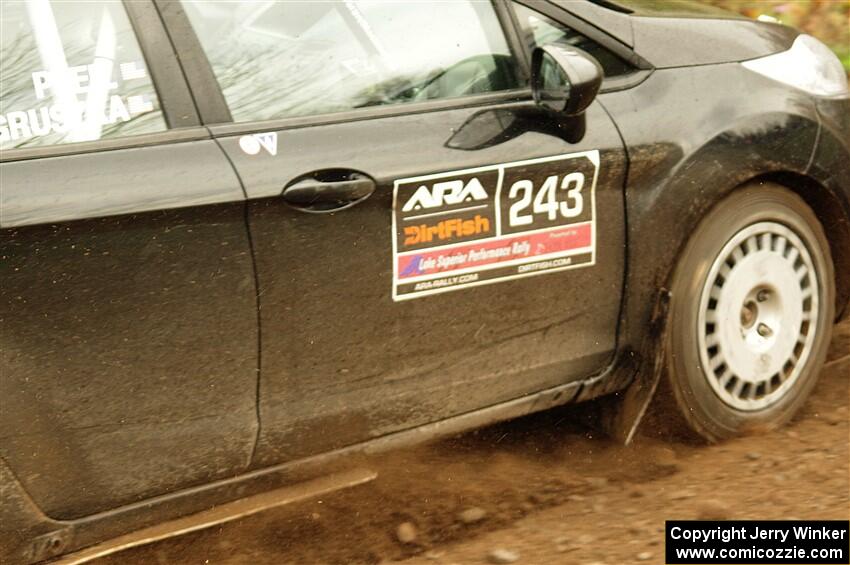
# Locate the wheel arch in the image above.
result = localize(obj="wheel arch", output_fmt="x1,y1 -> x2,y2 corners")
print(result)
750,170 -> 850,322
602,167 -> 845,442
615,86 -> 840,343
628,168 -> 849,358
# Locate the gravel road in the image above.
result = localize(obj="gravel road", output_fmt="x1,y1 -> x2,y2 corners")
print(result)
108,322 -> 849,565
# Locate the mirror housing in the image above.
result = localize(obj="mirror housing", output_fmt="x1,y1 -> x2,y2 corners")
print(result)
531,43 -> 603,116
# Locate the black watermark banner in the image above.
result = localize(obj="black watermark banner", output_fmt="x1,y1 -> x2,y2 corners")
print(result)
666,521 -> 849,564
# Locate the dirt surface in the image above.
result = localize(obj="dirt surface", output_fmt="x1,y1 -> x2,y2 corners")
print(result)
109,323 -> 849,565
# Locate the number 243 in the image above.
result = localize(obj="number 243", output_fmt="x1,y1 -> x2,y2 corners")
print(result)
508,172 -> 585,227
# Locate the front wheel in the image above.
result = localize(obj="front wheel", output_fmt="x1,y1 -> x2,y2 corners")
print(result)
664,183 -> 835,441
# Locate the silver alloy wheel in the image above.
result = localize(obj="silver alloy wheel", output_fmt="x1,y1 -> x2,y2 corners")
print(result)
697,221 -> 820,411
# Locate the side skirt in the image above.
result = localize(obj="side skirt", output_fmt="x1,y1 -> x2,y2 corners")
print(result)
52,468 -> 377,565
8,363 -> 631,564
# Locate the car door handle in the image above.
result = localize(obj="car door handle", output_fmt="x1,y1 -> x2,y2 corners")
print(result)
282,171 -> 376,212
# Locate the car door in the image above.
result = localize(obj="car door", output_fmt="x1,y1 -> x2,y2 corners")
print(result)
0,0 -> 258,519
172,0 -> 627,466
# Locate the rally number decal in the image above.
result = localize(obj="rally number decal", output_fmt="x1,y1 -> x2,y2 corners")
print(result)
508,171 -> 586,227
392,150 -> 599,300
508,179 -> 533,226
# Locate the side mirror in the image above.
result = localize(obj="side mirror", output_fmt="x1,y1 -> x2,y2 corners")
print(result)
531,44 -> 603,116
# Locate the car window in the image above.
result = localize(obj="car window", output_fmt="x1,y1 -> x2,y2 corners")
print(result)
512,2 -> 635,78
182,1 -> 521,123
0,1 -> 166,151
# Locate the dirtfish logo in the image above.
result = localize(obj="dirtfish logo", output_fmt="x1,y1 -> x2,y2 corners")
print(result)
403,215 -> 490,246
402,178 -> 488,212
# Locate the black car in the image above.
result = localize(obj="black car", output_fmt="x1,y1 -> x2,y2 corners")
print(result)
1,0 -> 848,562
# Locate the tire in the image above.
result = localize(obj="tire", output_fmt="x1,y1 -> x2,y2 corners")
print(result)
664,183 -> 835,442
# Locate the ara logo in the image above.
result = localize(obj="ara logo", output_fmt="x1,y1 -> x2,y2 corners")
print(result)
238,132 -> 277,156
402,178 -> 488,212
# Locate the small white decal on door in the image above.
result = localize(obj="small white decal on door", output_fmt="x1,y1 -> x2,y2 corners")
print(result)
239,132 -> 277,156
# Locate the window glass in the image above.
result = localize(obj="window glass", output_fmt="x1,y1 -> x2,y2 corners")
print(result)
512,2 -> 634,78
182,1 -> 520,123
0,1 -> 166,151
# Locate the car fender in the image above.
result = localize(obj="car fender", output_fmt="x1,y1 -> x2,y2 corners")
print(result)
598,63 -> 834,353
593,64 -> 850,438
810,97 -> 850,320
599,112 -> 823,441
622,111 -> 820,351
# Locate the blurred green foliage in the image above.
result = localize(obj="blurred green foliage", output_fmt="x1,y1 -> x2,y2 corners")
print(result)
704,0 -> 850,71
